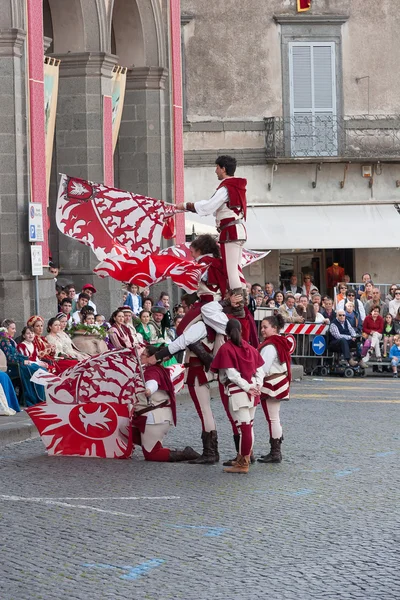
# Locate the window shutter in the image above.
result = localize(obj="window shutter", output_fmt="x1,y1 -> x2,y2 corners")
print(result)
289,42 -> 337,156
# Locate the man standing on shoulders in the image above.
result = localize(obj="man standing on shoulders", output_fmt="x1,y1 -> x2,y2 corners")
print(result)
176,155 -> 247,316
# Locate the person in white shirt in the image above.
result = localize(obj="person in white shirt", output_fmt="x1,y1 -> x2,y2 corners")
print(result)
389,288 -> 400,317
71,293 -> 90,324
74,284 -> 97,312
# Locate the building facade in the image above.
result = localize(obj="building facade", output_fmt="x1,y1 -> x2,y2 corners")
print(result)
0,0 -> 173,326
182,0 -> 400,292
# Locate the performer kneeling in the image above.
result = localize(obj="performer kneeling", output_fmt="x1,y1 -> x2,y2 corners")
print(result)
136,346 -> 200,462
211,319 -> 264,474
258,314 -> 291,464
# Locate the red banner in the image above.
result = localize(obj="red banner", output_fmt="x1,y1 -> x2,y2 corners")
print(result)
297,0 -> 311,11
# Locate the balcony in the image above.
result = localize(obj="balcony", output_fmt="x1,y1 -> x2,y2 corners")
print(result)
264,115 -> 400,162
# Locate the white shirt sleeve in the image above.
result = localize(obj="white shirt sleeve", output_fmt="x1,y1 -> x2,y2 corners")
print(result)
144,379 -> 158,395
226,367 -> 251,392
167,321 -> 207,355
255,366 -> 264,388
260,345 -> 277,375
189,186 -> 228,216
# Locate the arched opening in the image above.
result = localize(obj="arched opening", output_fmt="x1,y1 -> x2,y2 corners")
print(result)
111,0 -> 145,67
46,0 -> 85,54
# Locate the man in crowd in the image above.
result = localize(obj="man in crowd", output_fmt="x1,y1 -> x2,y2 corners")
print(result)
64,284 -> 77,311
74,283 -> 97,312
71,293 -> 90,324
321,297 -> 336,323
295,295 -> 315,321
364,288 -> 389,317
60,297 -> 74,328
264,282 -> 275,301
248,283 -> 262,317
148,306 -> 168,343
357,273 -> 372,298
278,294 -> 304,323
328,310 -> 359,367
284,274 -> 302,295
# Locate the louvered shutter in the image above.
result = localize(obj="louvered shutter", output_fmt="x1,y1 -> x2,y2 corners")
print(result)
289,42 -> 337,156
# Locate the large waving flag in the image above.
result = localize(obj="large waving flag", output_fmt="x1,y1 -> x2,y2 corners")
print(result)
56,175 -> 174,260
159,242 -> 270,269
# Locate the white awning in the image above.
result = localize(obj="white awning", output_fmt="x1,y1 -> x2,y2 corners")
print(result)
245,203 -> 400,250
185,217 -> 217,236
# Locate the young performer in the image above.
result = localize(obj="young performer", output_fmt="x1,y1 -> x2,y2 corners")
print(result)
176,156 -> 247,316
211,319 -> 264,474
137,346 -> 200,462
258,314 -> 291,463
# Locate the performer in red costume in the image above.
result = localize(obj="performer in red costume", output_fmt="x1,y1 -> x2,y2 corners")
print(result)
257,314 -> 291,464
136,346 -> 200,462
176,156 -> 247,316
211,319 -> 264,473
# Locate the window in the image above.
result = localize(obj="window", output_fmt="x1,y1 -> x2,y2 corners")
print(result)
289,42 -> 337,156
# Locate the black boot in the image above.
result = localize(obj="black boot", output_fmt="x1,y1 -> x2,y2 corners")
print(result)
222,434 -> 240,466
210,430 -> 219,462
258,437 -> 283,463
169,446 -> 201,462
188,431 -> 218,464
188,342 -> 213,372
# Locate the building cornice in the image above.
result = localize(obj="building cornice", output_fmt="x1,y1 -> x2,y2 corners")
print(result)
126,66 -> 168,91
49,52 -> 118,78
0,28 -> 26,57
185,148 -> 267,168
274,14 -> 349,25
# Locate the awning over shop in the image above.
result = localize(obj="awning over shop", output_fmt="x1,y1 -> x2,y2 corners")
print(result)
185,217 -> 217,236
245,203 -> 400,250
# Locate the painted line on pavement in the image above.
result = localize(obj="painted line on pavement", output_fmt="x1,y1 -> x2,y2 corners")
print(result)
9,495 -> 180,501
166,524 -> 229,537
82,559 -> 165,580
374,451 -> 396,457
334,468 -> 360,477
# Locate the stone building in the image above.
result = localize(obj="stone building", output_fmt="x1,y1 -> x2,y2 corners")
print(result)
0,0 -> 173,326
182,0 -> 400,292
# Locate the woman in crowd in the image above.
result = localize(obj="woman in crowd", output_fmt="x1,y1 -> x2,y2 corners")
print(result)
211,319 -> 264,474
136,310 -> 151,343
46,317 -> 81,370
336,288 -> 365,325
385,284 -> 398,305
257,314 -> 291,463
343,301 -> 359,333
313,302 -> 325,324
382,313 -> 395,357
360,282 -> 373,305
142,298 -> 153,313
108,309 -> 139,349
17,326 -> 41,361
360,306 -> 384,365
53,313 -> 90,361
301,274 -> 318,300
274,291 -> 284,308
336,283 -> 348,305
0,319 -> 47,406
27,315 -> 57,370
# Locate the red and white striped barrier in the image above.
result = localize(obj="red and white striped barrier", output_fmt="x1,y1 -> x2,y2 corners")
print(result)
283,323 -> 328,335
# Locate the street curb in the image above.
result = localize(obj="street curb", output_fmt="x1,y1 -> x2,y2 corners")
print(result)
0,413 -> 39,448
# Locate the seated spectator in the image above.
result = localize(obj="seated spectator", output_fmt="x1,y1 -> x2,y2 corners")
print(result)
344,274 -> 351,284
74,284 -> 97,312
389,334 -> 400,378
0,319 -> 47,406
294,292 -> 301,304
124,283 -> 142,315
108,308 -> 139,349
60,297 -> 74,329
394,307 -> 400,335
140,286 -> 150,305
27,315 -> 57,370
173,304 -> 185,318
95,314 -> 106,327
64,284 -> 77,311
344,302 -> 360,333
157,292 -> 172,329
328,311 -> 358,367
265,298 -> 276,309
46,318 -> 80,370
357,273 -> 372,299
83,312 -> 95,325
336,289 -> 366,323
278,294 -> 304,324
255,294 -> 265,308
53,313 -> 90,361
364,288 -> 389,317
17,326 -> 43,364
359,281 -> 373,305
148,306 -> 169,343
360,306 -> 384,366
136,310 -> 151,343
273,291 -> 284,308
283,274 -> 302,295
0,370 -> 21,415
264,282 -> 275,300
385,284 -> 398,305
296,295 -> 315,321
56,287 -> 67,311
382,313 -> 395,358
321,297 -> 336,323
142,298 -> 154,313
248,283 -> 262,317
313,302 -> 325,324
336,283 -> 348,305
311,293 -> 323,312
121,306 -> 137,335
301,274 -> 318,300
71,293 -> 90,324
389,288 -> 400,317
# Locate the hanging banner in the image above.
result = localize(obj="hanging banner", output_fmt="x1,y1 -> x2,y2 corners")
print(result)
111,66 -> 127,153
44,57 -> 60,206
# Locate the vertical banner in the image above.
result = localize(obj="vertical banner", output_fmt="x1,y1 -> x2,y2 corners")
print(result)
26,0 -> 50,265
297,0 -> 311,11
103,96 -> 114,187
44,57 -> 60,206
169,0 -> 185,244
111,66 -> 127,153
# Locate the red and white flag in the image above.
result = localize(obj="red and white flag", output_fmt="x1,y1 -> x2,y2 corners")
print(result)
26,401 -> 133,459
159,242 -> 270,269
94,253 -> 208,293
56,175 -> 174,260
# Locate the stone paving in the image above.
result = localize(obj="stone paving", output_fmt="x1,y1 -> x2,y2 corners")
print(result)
0,377 -> 399,600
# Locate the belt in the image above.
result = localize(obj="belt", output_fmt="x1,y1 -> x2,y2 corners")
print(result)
217,219 -> 243,233
135,400 -> 169,416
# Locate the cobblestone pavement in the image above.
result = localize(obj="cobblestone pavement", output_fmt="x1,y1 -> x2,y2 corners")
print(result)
0,377 -> 399,600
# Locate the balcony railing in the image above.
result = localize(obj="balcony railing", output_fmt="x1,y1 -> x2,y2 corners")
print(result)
264,115 -> 400,160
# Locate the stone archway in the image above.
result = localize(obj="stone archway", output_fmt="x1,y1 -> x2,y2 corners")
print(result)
46,0 -> 85,53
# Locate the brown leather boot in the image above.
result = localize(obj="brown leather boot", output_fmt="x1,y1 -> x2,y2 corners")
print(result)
169,446 -> 201,462
258,437 -> 282,463
187,342 -> 213,371
188,431 -> 218,464
223,454 -> 250,473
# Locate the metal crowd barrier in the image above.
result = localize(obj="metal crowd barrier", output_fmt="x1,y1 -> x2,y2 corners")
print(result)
283,322 -> 330,375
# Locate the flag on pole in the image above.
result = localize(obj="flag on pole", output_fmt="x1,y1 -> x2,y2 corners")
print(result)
297,0 -> 311,11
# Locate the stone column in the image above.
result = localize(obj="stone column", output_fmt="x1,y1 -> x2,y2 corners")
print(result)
0,29 -> 55,328
49,52 -> 121,315
117,66 -> 171,202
